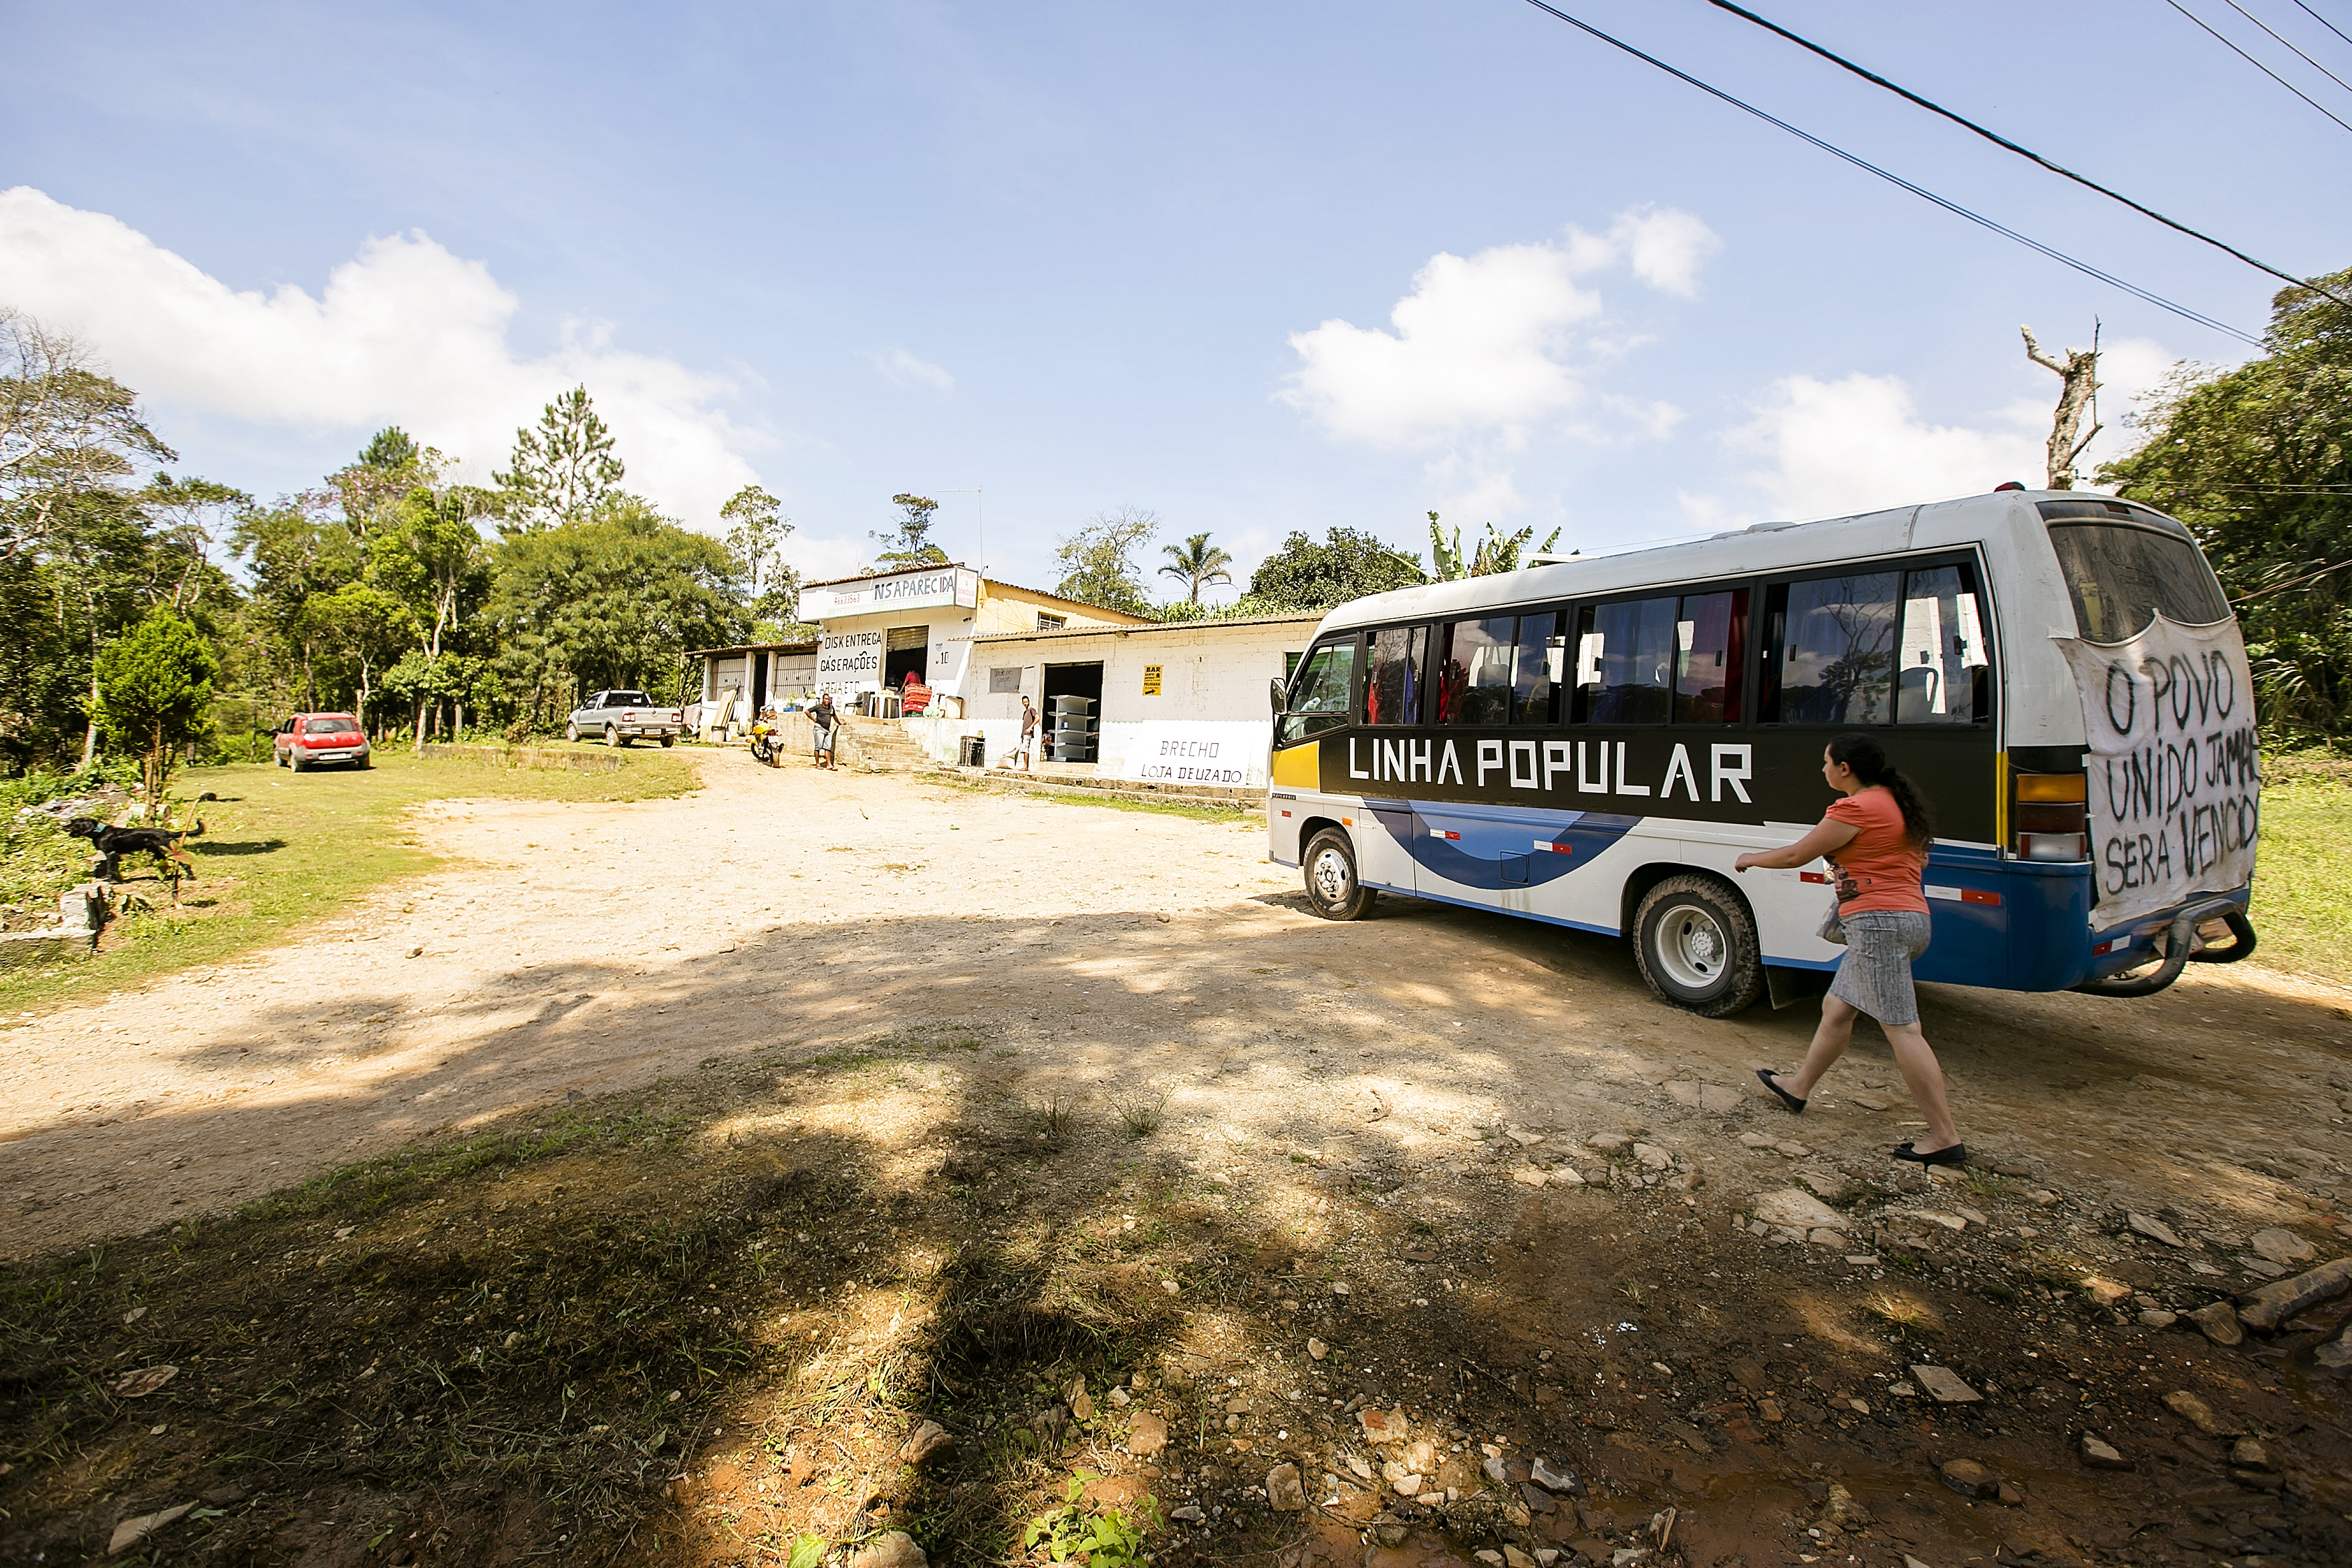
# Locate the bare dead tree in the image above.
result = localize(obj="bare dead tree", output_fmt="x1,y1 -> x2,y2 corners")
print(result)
2022,323 -> 2102,490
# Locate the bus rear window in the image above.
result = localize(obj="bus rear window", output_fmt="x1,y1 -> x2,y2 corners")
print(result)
2046,522 -> 2228,641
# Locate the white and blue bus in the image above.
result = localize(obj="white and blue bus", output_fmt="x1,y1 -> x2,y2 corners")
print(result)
1265,489 -> 2260,1016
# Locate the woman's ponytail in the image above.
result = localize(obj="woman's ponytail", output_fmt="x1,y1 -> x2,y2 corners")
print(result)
1829,731 -> 1936,847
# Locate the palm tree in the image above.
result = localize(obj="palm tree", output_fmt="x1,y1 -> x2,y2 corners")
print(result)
1158,531 -> 1234,606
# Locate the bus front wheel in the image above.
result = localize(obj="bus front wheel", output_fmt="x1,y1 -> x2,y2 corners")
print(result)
1634,875 -> 1764,1017
1302,828 -> 1376,921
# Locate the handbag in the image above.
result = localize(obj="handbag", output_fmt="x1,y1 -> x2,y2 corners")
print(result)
1816,894 -> 1847,946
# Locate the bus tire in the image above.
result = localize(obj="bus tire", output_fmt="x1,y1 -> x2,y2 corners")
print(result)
1634,874 -> 1764,1017
1302,827 -> 1376,921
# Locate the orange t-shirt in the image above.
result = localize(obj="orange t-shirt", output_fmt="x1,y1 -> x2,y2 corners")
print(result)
1823,786 -> 1929,914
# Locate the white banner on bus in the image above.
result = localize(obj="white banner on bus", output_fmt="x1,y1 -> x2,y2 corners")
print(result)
1120,721 -> 1269,789
2055,613 -> 2260,927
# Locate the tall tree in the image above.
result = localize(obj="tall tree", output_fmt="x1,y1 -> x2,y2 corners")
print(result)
494,387 -> 624,533
304,583 -> 413,730
2100,267 -> 2352,738
1054,507 -> 1158,614
330,426 -> 443,540
1157,531 -> 1234,606
485,495 -> 747,729
874,493 -> 949,569
1428,512 -> 1561,580
1247,527 -> 1426,610
229,493 -> 363,712
92,607 -> 219,809
369,487 -> 494,747
0,308 -> 174,562
721,484 -> 802,627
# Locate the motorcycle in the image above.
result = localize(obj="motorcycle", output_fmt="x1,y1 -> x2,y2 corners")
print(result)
748,718 -> 783,767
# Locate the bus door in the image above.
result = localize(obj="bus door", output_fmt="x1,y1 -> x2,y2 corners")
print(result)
1355,625 -> 1431,892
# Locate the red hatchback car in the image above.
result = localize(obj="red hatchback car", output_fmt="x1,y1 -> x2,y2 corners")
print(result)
274,712 -> 372,771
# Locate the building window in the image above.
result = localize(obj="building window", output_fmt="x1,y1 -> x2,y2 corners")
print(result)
1037,612 -> 1065,630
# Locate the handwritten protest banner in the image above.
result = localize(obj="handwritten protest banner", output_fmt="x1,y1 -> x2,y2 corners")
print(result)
2056,613 -> 2260,927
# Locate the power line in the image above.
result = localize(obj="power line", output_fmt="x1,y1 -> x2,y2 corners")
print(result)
1516,1 -> 2266,346
1702,0 -> 2351,309
2295,0 -> 2352,51
2223,0 -> 2352,95
2166,0 -> 2352,135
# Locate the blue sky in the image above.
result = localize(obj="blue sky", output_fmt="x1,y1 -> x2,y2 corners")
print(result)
4,0 -> 2347,598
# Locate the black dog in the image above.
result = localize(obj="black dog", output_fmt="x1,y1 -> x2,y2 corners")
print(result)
63,817 -> 203,882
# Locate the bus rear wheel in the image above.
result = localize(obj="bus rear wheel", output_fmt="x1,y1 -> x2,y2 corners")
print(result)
1302,827 -> 1376,921
1634,875 -> 1764,1017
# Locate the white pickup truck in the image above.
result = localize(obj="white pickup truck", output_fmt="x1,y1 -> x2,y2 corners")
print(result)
565,690 -> 684,747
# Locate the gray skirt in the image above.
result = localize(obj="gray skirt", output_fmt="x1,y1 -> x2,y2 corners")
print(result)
1829,909 -> 1934,1026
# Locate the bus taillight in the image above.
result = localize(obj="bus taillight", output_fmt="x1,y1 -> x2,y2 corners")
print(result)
2013,771 -> 2088,861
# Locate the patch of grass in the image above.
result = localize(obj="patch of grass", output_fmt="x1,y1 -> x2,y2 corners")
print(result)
934,775 -> 1257,826
1865,1289 -> 1940,1330
1037,1095 -> 1077,1148
0,749 -> 699,1014
1112,1090 -> 1165,1139
1022,1473 -> 1160,1566
2249,767 -> 2352,983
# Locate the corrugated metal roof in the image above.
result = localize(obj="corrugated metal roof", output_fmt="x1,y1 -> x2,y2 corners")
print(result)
973,611 -> 1320,644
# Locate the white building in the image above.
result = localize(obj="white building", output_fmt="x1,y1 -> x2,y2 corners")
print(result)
686,561 -> 1319,787
915,612 -> 1320,785
795,564 -> 1151,705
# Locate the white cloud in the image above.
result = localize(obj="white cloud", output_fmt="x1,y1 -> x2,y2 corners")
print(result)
1714,372 -> 2045,523
870,347 -> 954,394
1586,207 -> 1720,297
0,186 -> 763,523
1690,330 -> 2187,527
1279,206 -> 1717,451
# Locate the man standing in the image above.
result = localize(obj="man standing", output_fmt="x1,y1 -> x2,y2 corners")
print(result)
1017,694 -> 1038,771
811,693 -> 839,771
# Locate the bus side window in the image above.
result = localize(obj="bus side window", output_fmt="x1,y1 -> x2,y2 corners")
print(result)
1513,610 -> 1564,725
1363,626 -> 1427,726
1673,590 -> 1748,724
1279,639 -> 1358,747
1765,571 -> 1899,725
1435,616 -> 1515,726
1896,565 -> 1990,725
1573,597 -> 1676,724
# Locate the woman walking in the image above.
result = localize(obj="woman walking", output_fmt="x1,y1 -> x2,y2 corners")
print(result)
1734,732 -> 1964,1167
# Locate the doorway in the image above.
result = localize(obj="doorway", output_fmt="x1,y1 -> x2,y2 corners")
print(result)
884,625 -> 929,686
1043,661 -> 1104,763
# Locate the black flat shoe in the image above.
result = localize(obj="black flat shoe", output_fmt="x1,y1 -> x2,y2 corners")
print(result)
1891,1141 -> 1968,1168
1756,1069 -> 1807,1114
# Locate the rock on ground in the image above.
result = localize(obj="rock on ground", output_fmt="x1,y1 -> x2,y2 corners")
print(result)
850,1533 -> 927,1568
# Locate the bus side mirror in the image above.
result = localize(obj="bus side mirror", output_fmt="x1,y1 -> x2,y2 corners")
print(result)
1269,678 -> 1287,714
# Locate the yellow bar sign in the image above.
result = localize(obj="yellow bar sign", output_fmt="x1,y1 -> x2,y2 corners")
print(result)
1141,664 -> 1163,696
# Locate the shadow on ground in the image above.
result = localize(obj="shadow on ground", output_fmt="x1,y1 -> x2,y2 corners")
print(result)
7,895 -> 2352,1566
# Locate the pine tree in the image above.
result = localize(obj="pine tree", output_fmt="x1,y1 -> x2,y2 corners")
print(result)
495,387 -> 625,532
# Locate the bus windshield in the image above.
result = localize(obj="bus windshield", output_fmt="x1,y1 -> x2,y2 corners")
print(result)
2047,522 -> 2229,641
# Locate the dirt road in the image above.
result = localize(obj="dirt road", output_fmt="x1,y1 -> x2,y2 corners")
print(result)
6,750 -> 2352,1566
8,749 -> 2349,1262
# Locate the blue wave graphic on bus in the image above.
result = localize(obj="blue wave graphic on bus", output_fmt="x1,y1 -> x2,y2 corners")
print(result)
1367,805 -> 1643,892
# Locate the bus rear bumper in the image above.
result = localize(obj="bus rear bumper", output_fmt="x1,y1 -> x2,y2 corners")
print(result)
2073,895 -> 2256,998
